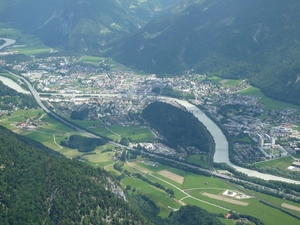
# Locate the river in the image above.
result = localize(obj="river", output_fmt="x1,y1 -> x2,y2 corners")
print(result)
0,76 -> 30,94
172,99 -> 300,184
0,38 -> 16,50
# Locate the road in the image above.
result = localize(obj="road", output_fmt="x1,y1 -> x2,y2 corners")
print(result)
125,151 -> 230,212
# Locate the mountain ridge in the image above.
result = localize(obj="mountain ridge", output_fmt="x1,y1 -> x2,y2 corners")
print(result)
106,0 -> 300,105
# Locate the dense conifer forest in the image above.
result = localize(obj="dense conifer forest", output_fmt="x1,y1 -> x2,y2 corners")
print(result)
142,102 -> 212,152
0,125 -> 229,224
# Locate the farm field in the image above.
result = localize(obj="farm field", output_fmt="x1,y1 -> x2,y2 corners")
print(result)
80,55 -> 103,65
122,158 -> 300,225
209,76 -> 242,87
109,125 -> 154,141
13,45 -> 51,55
121,177 -> 182,218
187,154 -> 209,169
238,86 -> 300,113
254,156 -> 294,169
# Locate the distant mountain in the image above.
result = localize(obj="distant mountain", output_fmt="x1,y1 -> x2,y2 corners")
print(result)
0,0 -> 180,51
107,0 -> 300,105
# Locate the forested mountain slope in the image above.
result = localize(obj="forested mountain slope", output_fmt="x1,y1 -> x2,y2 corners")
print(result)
0,0 -> 179,52
0,126 -> 150,224
107,0 -> 300,105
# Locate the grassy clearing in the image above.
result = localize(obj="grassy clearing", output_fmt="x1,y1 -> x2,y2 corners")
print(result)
183,174 -> 232,190
122,177 -> 181,218
254,156 -> 293,169
232,136 -> 253,143
255,192 -> 300,216
135,161 -> 168,173
109,125 -> 154,141
238,86 -> 300,113
187,154 -> 209,169
223,79 -> 242,86
14,46 -> 51,55
80,55 -> 102,65
184,192 -> 300,225
60,115 -> 120,140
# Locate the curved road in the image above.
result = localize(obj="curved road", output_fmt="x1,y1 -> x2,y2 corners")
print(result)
3,69 -> 300,184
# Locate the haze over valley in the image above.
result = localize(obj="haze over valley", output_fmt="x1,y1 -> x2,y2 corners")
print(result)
1,1 -> 300,224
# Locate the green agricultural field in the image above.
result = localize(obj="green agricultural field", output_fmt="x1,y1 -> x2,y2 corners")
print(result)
81,145 -> 115,167
13,45 -> 51,55
60,115 -> 120,140
182,174 -> 233,190
232,136 -> 253,143
238,86 -> 300,113
80,55 -> 102,65
40,116 -> 74,133
23,131 -> 54,143
209,76 -> 223,83
109,125 -> 154,141
254,156 -> 293,169
135,161 -> 169,173
255,192 -> 300,216
187,154 -> 209,169
223,79 -> 242,86
92,127 -> 120,140
122,177 -> 182,218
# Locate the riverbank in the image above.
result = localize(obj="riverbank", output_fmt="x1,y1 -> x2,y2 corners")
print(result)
171,98 -> 300,185
0,38 -> 16,50
0,76 -> 29,94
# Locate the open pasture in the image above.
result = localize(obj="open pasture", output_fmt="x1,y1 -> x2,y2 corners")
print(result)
254,156 -> 293,169
202,192 -> 249,206
80,55 -> 102,65
136,161 -> 169,173
187,154 -> 209,169
184,191 -> 300,225
14,45 -> 51,55
238,86 -> 300,113
110,125 -> 154,141
122,177 -> 182,218
158,170 -> 184,184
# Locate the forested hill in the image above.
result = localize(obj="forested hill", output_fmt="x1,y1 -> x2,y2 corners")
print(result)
0,0 -> 180,52
0,80 -> 37,110
107,0 -> 300,105
142,102 -> 213,152
0,126 -> 149,225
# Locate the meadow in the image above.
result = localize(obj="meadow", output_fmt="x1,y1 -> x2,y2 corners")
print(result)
121,177 -> 182,218
109,125 -> 154,141
122,158 -> 300,225
187,154 -> 209,169
254,156 -> 294,169
238,86 -> 300,113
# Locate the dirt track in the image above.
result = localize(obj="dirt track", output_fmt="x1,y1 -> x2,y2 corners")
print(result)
158,170 -> 184,184
202,192 -> 249,206
282,203 -> 300,212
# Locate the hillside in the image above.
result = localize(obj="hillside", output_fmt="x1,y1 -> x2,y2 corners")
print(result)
142,101 -> 213,152
107,0 -> 300,105
0,0 -> 180,52
0,125 -> 150,224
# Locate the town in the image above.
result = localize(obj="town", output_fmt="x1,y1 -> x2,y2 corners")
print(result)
1,50 -> 300,169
